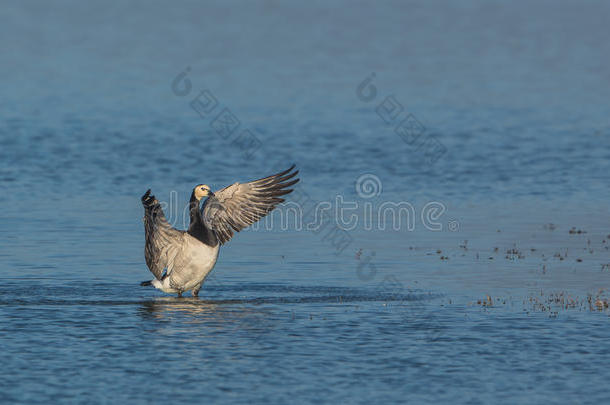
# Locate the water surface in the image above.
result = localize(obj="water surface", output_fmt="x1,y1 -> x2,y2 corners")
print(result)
1,1 -> 610,403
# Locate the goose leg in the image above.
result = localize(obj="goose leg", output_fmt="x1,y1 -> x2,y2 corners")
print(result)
192,284 -> 202,297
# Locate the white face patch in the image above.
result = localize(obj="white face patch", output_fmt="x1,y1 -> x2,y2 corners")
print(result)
194,184 -> 210,200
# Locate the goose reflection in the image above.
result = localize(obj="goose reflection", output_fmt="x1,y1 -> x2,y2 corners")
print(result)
138,297 -> 277,338
139,297 -> 221,319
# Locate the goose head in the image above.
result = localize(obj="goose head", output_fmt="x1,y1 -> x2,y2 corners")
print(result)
193,184 -> 214,201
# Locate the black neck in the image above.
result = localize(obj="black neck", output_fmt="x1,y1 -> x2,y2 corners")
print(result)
187,192 -> 218,246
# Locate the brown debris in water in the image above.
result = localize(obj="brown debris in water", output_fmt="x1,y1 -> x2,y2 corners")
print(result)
569,227 -> 587,234
477,295 -> 494,307
525,290 -> 610,315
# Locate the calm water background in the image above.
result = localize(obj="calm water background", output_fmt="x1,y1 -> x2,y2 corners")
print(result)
1,1 -> 610,403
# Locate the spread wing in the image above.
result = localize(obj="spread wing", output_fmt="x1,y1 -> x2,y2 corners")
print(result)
141,189 -> 185,280
202,165 -> 299,245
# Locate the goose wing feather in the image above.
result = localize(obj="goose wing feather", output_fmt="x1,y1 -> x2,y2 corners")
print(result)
141,189 -> 185,280
202,165 -> 299,245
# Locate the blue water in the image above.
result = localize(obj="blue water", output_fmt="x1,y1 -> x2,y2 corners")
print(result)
1,1 -> 610,403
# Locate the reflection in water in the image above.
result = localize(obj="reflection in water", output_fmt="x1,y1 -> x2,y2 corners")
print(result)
136,289 -> 439,341
139,297 -> 222,320
138,297 -> 279,340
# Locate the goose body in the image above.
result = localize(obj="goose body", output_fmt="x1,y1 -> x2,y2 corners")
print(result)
148,232 -> 219,294
141,165 -> 299,297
